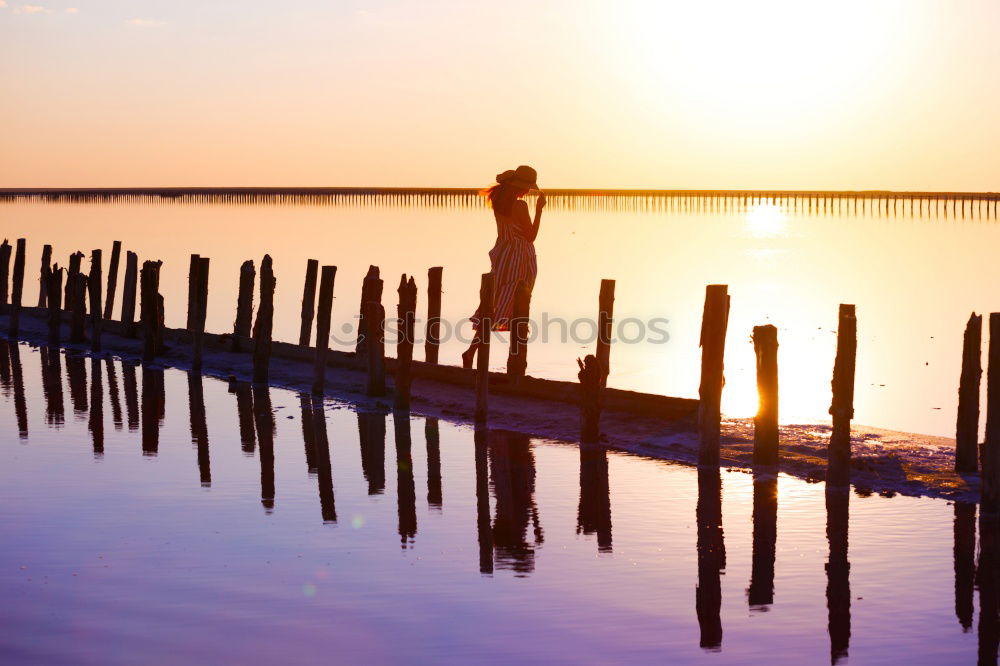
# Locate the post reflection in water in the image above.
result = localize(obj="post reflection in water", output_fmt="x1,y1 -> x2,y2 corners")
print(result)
748,476 -> 777,609
425,418 -> 443,510
252,384 -> 276,512
300,394 -> 336,523
826,488 -> 851,665
488,430 -> 544,575
232,380 -> 256,454
577,443 -> 612,553
65,352 -> 88,418
122,361 -> 139,432
88,358 -> 104,456
393,410 -> 417,548
40,346 -> 65,427
187,372 -> 211,487
357,411 -> 386,495
105,359 -> 123,431
978,515 -> 1000,665
1,340 -> 28,439
474,426 -> 494,575
300,395 -> 318,474
696,467 -> 725,651
954,502 -> 976,632
0,338 -> 10,395
140,367 -> 164,456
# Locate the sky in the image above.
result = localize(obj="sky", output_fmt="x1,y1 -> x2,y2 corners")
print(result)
1,0 -> 998,190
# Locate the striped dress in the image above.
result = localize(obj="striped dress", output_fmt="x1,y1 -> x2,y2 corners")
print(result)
471,206 -> 537,331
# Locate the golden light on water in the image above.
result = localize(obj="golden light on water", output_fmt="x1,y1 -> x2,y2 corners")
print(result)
745,202 -> 786,238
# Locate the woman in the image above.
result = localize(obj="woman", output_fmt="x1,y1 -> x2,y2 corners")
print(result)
462,165 -> 546,369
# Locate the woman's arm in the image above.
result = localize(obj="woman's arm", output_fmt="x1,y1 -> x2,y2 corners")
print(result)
528,192 -> 546,242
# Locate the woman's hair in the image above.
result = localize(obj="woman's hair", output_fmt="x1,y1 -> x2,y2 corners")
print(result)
480,183 -> 518,216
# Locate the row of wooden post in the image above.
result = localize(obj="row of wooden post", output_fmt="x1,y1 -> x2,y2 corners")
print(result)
955,312 -> 1000,515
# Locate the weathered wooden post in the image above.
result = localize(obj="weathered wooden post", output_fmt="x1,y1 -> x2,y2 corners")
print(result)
0,239 -> 10,311
596,279 -> 615,387
46,265 -> 63,344
88,249 -> 103,352
425,266 -> 443,364
7,239 -> 25,337
139,260 -> 163,364
37,244 -> 52,308
752,324 -> 779,466
364,298 -> 386,397
827,304 -> 857,487
65,251 -> 83,311
507,280 -> 530,379
121,251 -> 138,337
232,259 -> 255,352
578,354 -> 602,443
69,270 -> 87,343
252,255 -> 275,384
186,253 -> 201,331
192,257 -> 210,371
957,313 -> 983,473
395,274 -> 417,410
984,314 -> 1000,514
474,273 -> 494,424
312,265 -> 336,394
357,265 -> 382,355
103,240 -> 121,319
299,258 -> 318,346
698,284 -> 729,466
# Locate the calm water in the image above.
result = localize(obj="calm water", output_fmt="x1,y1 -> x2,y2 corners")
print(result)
2,193 -> 998,438
0,340 -> 992,664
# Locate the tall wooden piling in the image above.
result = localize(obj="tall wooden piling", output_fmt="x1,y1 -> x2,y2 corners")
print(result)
252,255 -> 275,384
312,265 -> 336,394
103,240 -> 121,319
983,314 -> 1000,514
596,279 -> 615,387
65,251 -> 83,311
698,284 -> 729,466
8,239 -> 25,337
37,244 -> 51,308
578,354 -> 602,443
827,304 -> 857,487
395,275 -> 417,410
507,280 -> 530,379
299,258 -> 318,347
0,239 -> 10,311
121,251 -> 138,337
69,271 -> 88,343
186,253 -> 201,331
425,266 -> 443,364
192,257 -> 210,371
46,265 -> 63,344
752,324 -> 779,466
357,265 -> 382,355
139,260 -> 162,364
88,249 -> 102,352
474,273 -> 494,424
364,299 -> 386,396
956,313 -> 983,473
232,259 -> 255,351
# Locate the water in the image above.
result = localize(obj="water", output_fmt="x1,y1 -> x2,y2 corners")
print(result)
0,340 -> 989,663
2,192 -> 997,439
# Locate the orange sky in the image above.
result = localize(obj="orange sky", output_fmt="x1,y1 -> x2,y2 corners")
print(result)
1,0 -> 998,190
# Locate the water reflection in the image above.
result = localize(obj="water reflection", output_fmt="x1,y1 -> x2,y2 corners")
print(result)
490,430 -> 544,576
955,502 -> 976,632
141,368 -> 164,455
188,372 -> 211,487
696,467 -> 725,651
0,340 -> 28,439
826,488 -> 851,665
577,443 -> 612,553
65,352 -> 88,418
748,476 -> 777,609
40,346 -> 65,427
425,418 -> 443,510
394,410 -> 417,548
122,361 -> 139,431
252,384 -> 276,512
299,394 -> 336,523
105,359 -> 123,431
979,516 -> 1000,665
88,357 -> 104,456
232,380 -> 256,454
474,426 -> 494,575
358,411 -> 386,495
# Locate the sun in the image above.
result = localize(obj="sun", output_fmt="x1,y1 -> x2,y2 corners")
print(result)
745,202 -> 786,238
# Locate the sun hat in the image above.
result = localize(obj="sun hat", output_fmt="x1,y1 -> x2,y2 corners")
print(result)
496,165 -> 539,191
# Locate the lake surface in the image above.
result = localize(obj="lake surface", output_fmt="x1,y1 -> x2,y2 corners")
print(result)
2,192 -> 997,438
0,340 -> 992,664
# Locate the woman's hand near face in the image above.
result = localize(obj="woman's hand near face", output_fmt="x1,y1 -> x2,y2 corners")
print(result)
535,191 -> 547,211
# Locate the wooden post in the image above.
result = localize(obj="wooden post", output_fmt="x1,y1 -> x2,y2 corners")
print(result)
698,284 -> 729,466
425,266 -> 443,364
37,243 -> 52,308
192,257 -> 210,371
984,314 -> 1000,514
827,304 -> 857,487
596,279 -> 615,387
357,265 -> 382,355
474,273 -> 493,424
103,240 -> 121,319
65,251 -> 83,311
312,265 -> 337,394
752,324 -> 779,466
956,313 -> 982,473
507,279 -> 530,379
252,255 -> 275,384
299,258 -> 318,347
578,354 -> 602,443
88,249 -> 102,352
46,265 -> 63,344
8,239 -> 25,337
0,239 -> 10,312
139,260 -> 163,364
395,275 -> 417,410
186,253 -> 200,331
232,259 -> 255,351
121,251 -> 138,337
364,299 -> 386,396
69,271 -> 87,343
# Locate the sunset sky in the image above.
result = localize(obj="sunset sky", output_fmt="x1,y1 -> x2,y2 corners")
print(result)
1,0 -> 998,190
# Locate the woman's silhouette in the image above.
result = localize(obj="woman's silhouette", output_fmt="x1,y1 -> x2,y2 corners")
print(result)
462,165 -> 546,368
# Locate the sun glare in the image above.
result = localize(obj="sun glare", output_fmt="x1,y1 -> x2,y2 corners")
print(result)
745,202 -> 786,238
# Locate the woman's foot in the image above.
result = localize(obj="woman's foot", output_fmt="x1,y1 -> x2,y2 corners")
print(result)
461,347 -> 476,369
